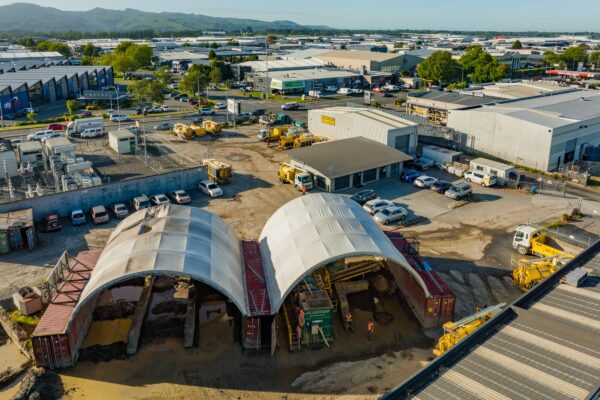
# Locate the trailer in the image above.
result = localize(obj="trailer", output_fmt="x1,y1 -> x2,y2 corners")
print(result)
203,159 -> 232,184
66,117 -> 104,137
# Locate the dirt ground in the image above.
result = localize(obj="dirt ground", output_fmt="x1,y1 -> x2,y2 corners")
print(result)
2,124 -> 600,399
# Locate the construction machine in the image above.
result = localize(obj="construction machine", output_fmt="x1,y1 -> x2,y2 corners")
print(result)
293,134 -> 324,149
433,303 -> 505,357
512,225 -> 577,258
512,255 -> 571,291
258,125 -> 290,142
202,120 -> 222,136
172,123 -> 194,139
189,124 -> 206,137
278,163 -> 313,190
203,159 -> 232,184
259,113 -> 276,126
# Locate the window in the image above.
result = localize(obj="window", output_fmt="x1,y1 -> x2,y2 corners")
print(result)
390,163 -> 400,176
475,165 -> 484,171
334,175 -> 351,191
489,169 -> 498,176
316,176 -> 326,190
379,166 -> 387,179
363,168 -> 377,183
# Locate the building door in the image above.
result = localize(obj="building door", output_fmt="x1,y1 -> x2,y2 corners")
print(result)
353,172 -> 362,187
394,135 -> 410,153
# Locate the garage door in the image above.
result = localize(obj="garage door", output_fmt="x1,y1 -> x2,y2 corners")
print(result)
394,135 -> 410,153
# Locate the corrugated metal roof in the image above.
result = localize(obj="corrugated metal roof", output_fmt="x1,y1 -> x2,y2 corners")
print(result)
289,137 -> 412,178
311,107 -> 417,130
318,50 -> 403,62
239,58 -> 326,72
408,90 -> 503,108
266,68 -> 360,81
382,240 -> 600,400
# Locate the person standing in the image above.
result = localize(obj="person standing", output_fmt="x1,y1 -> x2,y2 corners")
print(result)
345,312 -> 354,332
301,184 -> 307,196
367,319 -> 374,342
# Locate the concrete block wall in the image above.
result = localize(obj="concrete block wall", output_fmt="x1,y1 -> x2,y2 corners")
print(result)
0,167 -> 203,220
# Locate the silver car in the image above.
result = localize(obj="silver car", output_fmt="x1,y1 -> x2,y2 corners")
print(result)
374,206 -> 408,225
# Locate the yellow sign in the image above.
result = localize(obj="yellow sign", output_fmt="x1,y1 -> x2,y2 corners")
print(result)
321,115 -> 336,126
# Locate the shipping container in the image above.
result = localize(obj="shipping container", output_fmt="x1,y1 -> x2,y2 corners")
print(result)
385,232 -> 455,328
422,145 -> 462,165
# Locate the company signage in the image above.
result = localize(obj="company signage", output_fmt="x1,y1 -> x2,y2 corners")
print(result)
227,99 -> 241,115
321,115 -> 336,126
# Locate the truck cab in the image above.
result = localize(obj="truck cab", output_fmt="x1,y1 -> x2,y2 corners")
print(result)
512,225 -> 540,255
278,163 -> 313,191
295,171 -> 313,191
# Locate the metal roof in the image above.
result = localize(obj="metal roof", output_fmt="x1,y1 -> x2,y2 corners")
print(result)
259,193 -> 431,313
310,107 -> 418,130
239,58 -> 326,72
73,205 -> 248,317
289,137 -> 412,178
408,90 -> 503,108
318,49 -> 403,62
265,68 -> 360,81
382,239 -> 600,400
282,48 -> 331,60
0,51 -> 64,60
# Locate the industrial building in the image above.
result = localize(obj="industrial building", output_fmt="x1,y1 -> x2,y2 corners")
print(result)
0,65 -> 113,112
316,50 -> 422,73
406,90 -> 504,126
31,199 -> 454,368
0,51 -> 64,62
253,68 -> 362,95
308,107 -> 418,154
288,137 -> 412,191
468,81 -> 577,100
447,91 -> 600,171
233,58 -> 326,81
384,239 -> 600,400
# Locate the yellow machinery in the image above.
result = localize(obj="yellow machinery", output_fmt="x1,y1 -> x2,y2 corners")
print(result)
202,120 -> 222,135
278,133 -> 299,150
190,124 -> 206,137
292,134 -> 324,149
202,158 -> 232,184
433,303 -> 505,357
512,255 -> 570,291
172,123 -> 193,139
278,163 -> 313,190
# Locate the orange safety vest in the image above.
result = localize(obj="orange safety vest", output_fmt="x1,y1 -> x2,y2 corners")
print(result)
345,313 -> 353,322
367,321 -> 374,332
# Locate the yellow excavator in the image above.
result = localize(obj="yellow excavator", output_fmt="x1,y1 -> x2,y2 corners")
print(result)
512,255 -> 571,291
202,158 -> 232,184
433,303 -> 505,357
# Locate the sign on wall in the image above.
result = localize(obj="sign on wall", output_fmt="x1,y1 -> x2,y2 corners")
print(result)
321,115 -> 336,126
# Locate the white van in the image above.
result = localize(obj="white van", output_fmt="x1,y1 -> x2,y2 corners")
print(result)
337,88 -> 352,95
81,127 -> 104,138
308,90 -> 322,98
464,170 -> 497,187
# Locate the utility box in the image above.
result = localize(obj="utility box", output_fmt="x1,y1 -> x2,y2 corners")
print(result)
109,130 -> 136,154
13,286 -> 43,315
299,290 -> 333,346
0,140 -> 18,179
45,137 -> 76,158
17,141 -> 44,167
422,145 -> 462,166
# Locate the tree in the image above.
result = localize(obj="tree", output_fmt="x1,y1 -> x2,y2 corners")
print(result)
115,41 -> 134,54
417,51 -> 460,85
544,51 -> 566,69
210,42 -> 219,49
128,79 -> 165,105
66,99 -> 79,116
459,45 -> 486,74
447,81 -> 468,90
340,44 -> 347,50
511,40 -> 523,49
179,64 -> 211,97
459,45 -> 507,83
208,49 -> 217,60
267,35 -> 277,45
154,66 -> 172,85
26,112 -> 37,122
394,42 -> 405,49
32,41 -> 72,57
96,43 -> 153,74
561,44 -> 588,70
591,51 -> 600,65
80,43 -> 100,57
209,67 -> 223,84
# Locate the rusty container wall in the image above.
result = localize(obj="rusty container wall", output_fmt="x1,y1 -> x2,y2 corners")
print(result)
32,334 -> 73,369
243,317 -> 261,350
68,295 -> 98,365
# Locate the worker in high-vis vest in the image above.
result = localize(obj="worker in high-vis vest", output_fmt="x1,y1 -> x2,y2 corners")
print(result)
345,312 -> 354,332
367,319 -> 374,342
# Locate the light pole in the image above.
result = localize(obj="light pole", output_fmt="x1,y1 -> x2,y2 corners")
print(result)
265,38 -> 269,101
112,86 -> 121,128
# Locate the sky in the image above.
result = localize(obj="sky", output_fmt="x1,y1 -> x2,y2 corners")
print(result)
0,0 -> 599,31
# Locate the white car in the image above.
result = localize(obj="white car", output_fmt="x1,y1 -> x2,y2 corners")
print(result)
149,194 -> 171,206
214,103 -> 226,110
414,175 -> 438,188
40,132 -> 64,143
110,114 -> 131,122
199,180 -> 223,198
363,199 -> 394,215
161,105 -> 171,112
324,86 -> 337,92
374,206 -> 408,225
199,108 -> 215,115
27,130 -> 55,141
464,170 -> 497,187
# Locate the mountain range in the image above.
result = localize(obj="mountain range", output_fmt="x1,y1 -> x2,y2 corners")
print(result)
0,3 -> 328,33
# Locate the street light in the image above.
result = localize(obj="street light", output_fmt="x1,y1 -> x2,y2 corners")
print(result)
112,86 -> 121,128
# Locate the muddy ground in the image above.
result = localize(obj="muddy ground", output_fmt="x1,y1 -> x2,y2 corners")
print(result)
2,125 -> 600,399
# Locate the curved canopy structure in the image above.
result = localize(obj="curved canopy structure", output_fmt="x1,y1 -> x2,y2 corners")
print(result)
73,205 -> 247,316
259,193 -> 431,312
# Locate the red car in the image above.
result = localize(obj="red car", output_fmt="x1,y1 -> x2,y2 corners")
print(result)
372,87 -> 383,93
47,124 -> 65,131
42,214 -> 62,232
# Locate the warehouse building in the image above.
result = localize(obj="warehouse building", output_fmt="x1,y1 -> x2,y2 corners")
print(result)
447,91 -> 600,171
0,51 -> 64,63
253,68 -> 362,95
233,58 -> 326,81
406,90 -> 503,126
0,66 -> 113,112
289,137 -> 412,192
316,50 -> 422,73
468,81 -> 577,100
308,107 -> 418,154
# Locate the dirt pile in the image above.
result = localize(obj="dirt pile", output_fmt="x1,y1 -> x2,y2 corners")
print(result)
11,367 -> 63,400
93,300 -> 137,320
151,300 -> 187,315
79,342 -> 127,363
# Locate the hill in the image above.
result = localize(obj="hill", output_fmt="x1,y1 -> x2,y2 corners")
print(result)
0,3 -> 328,33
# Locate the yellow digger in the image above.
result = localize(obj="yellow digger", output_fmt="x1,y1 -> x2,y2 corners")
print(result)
512,255 -> 571,291
202,120 -> 222,136
433,303 -> 505,357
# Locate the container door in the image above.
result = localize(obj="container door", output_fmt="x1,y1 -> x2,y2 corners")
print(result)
270,318 -> 277,356
26,227 -> 35,250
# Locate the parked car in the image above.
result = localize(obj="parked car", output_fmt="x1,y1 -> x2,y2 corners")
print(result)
324,86 -> 337,92
430,180 -> 452,194
154,122 -> 173,131
42,214 -> 62,232
415,157 -> 435,170
126,125 -> 140,134
168,83 -> 179,89
374,206 -> 408,225
161,105 -> 172,112
464,170 -> 497,187
81,127 -> 104,138
47,124 -> 65,131
110,114 -> 131,122
281,102 -> 299,111
350,189 -> 378,205
149,106 -> 163,114
77,110 -> 93,117
363,199 -> 394,215
199,108 -> 215,115
372,87 -> 383,93
199,180 -> 223,198
23,107 -> 36,114
10,138 -> 24,146
168,190 -> 191,204
400,169 -> 422,183
445,182 -> 473,200
191,117 -> 203,125
179,97 -> 189,102
111,203 -> 129,219
383,93 -> 394,98
131,195 -> 151,210
70,209 -> 86,225
1,113 -> 15,120
40,132 -> 64,143
91,205 -> 110,224
149,194 -> 171,206
214,103 -> 226,110
251,109 -> 267,117
414,175 -> 438,188
27,130 -> 55,141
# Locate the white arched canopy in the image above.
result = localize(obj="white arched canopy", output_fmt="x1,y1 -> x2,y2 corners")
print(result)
259,193 -> 431,312
72,205 -> 247,317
